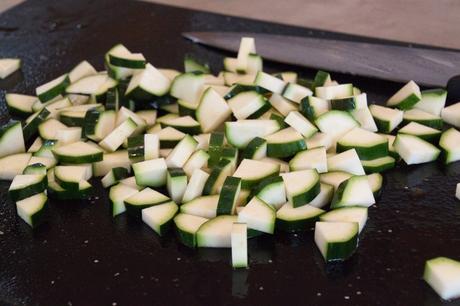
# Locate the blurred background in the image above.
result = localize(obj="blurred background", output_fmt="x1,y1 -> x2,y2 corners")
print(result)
3,0 -> 459,48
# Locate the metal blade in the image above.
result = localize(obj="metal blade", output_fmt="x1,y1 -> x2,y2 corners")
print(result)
183,31 -> 460,87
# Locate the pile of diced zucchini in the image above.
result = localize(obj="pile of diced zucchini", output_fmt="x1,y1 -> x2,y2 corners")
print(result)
1,37 -> 460,291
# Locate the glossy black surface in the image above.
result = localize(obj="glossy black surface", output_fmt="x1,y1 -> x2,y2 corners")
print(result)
1,1 -> 460,305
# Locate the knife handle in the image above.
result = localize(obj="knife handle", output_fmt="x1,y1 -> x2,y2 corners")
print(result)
447,75 -> 460,105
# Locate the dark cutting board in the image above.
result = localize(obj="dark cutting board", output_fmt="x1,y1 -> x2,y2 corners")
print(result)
1,1 -> 460,305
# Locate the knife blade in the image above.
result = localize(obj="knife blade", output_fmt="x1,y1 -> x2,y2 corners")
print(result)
183,31 -> 460,87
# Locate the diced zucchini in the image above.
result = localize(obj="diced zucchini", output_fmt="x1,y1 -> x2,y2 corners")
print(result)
369,104 -> 403,133
233,159 -> 280,189
126,64 -> 171,100
161,116 -> 201,135
15,192 -> 48,228
393,134 -> 440,165
337,127 -> 388,160
284,111 -> 318,139
439,128 -> 460,164
93,150 -> 131,177
320,207 -> 368,233
101,167 -> 130,188
268,93 -> 298,116
9,174 -> 47,201
183,149 -> 209,177
398,122 -> 441,143
414,89 -> 447,116
315,83 -> 353,100
253,176 -> 286,210
196,215 -> 238,248
196,88 -> 231,133
289,147 -> 327,173
167,168 -> 187,204
0,121 -> 25,158
36,74 -> 70,102
227,91 -> 268,120
182,169 -> 210,203
315,110 -> 359,140
23,108 -> 51,141
68,60 -> 97,83
306,132 -> 333,150
276,203 -> 324,232
231,223 -> 248,268
367,173 -> 383,197
282,83 -> 312,103
52,141 -> 103,164
203,159 -> 234,195
441,102 -> 460,128
403,108 -> 443,129
282,169 -> 320,207
314,221 -> 358,261
423,257 -> 460,301
254,71 -> 286,94
350,107 -> 378,132
23,163 -> 47,175
331,175 -> 375,208
109,47 -> 146,69
236,37 -> 256,73
181,195 -> 219,219
142,201 -> 178,236
5,94 -> 37,117
109,183 -> 139,217
132,158 -> 167,187
300,96 -> 330,121
225,119 -> 281,149
174,213 -> 209,248
125,187 -> 170,218
166,135 -> 198,168
265,127 -> 306,158
242,137 -> 266,160
328,149 -> 365,175
386,80 -> 421,110
99,118 -> 137,152
312,70 -> 331,90
238,197 -> 275,234
0,58 -> 21,79
184,55 -> 210,73
128,134 -> 160,162
84,109 -> 116,142
361,156 -> 396,173
54,165 -> 92,190
217,176 -> 242,215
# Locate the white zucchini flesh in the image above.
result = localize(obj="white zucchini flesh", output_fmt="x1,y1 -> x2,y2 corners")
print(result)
223,72 -> 255,86
315,110 -> 359,140
281,169 -> 320,207
284,111 -> 318,138
182,169 -> 210,203
132,158 -> 168,187
109,183 -> 139,216
282,82 -> 312,103
269,93 -> 298,116
386,80 -> 421,109
254,71 -> 286,94
224,55 -> 262,75
142,201 -> 178,236
196,88 -> 231,133
369,104 -> 404,133
0,58 -> 21,79
259,157 -> 289,173
0,153 -> 32,180
327,149 -> 365,175
415,89 -> 447,116
196,215 -> 238,248
423,257 -> 460,300
398,121 -> 440,137
315,83 -> 353,100
227,91 -> 266,120
233,159 -> 280,188
236,37 -> 256,72
5,94 -> 37,116
289,147 -> 328,173
136,110 -> 157,126
181,195 -> 219,219
441,102 -> 460,128
119,176 -> 142,190
16,192 -> 47,227
231,223 -> 248,268
0,121 -> 25,158
143,134 -> 160,160
93,150 -> 131,177
225,120 -> 281,149
55,127 -> 82,145
170,72 -> 206,104
65,74 -> 109,95
183,150 -> 209,177
320,171 -> 353,191
439,128 -> 460,164
307,183 -> 334,208
126,63 -> 171,97
320,207 -> 368,233
116,107 -> 147,134
314,221 -> 358,261
38,119 -> 68,140
237,197 -> 276,234
350,107 -> 378,132
393,134 -> 440,165
99,118 -> 137,152
306,132 -> 333,150
165,135 -> 198,168
332,175 -> 376,208
68,60 -> 97,83
254,176 -> 286,210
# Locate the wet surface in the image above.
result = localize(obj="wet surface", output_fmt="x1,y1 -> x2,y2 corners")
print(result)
1,1 -> 460,305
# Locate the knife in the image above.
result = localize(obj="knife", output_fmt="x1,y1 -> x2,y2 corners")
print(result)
182,31 -> 460,88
